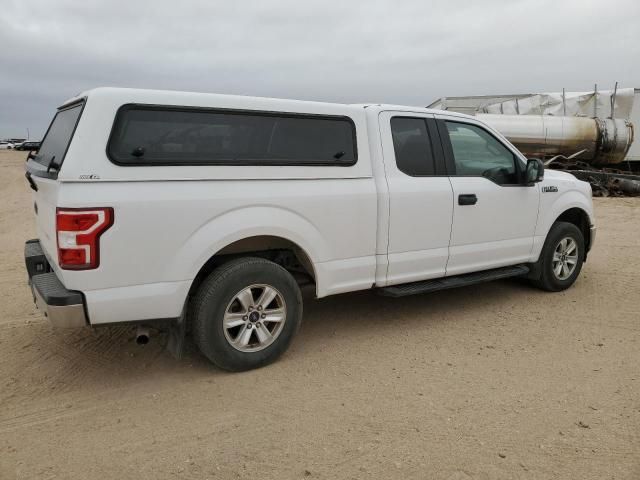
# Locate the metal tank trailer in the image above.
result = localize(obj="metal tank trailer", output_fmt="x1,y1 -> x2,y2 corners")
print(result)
429,85 -> 640,196
477,114 -> 633,165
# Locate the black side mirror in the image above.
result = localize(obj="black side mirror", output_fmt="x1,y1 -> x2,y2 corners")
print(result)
525,158 -> 544,186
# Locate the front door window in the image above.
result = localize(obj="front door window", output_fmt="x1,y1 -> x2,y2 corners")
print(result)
445,121 -> 519,185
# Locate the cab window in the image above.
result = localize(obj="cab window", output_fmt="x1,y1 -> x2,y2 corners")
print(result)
445,121 -> 519,185
390,117 -> 436,176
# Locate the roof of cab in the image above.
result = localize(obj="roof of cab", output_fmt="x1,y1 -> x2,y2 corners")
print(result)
63,86 -> 474,120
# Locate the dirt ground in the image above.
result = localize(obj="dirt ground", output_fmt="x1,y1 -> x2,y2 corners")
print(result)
0,149 -> 638,480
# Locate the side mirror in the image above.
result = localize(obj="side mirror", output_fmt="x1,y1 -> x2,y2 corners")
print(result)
525,158 -> 544,185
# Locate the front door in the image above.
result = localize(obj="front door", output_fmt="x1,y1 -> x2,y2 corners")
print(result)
436,116 -> 540,276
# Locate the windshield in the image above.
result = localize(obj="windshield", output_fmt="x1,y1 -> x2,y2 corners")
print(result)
33,101 -> 84,167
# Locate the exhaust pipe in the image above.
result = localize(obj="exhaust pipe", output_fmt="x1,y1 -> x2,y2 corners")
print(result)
135,326 -> 150,345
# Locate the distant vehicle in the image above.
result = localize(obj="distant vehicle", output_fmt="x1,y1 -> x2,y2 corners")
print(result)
16,141 -> 41,151
0,141 -> 15,150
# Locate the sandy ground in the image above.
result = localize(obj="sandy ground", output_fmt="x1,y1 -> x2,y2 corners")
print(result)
0,149 -> 638,479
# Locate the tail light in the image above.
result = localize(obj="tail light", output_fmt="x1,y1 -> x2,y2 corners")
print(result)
56,208 -> 114,270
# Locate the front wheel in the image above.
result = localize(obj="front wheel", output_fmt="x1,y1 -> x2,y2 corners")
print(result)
530,221 -> 585,292
191,257 -> 303,371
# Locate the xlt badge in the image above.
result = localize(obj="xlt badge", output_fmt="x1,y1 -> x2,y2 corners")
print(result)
542,186 -> 558,193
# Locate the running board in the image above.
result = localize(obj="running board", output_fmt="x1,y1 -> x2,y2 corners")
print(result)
377,265 -> 530,298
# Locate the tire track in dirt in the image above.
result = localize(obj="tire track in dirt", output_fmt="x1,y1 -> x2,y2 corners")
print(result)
0,320 -> 170,406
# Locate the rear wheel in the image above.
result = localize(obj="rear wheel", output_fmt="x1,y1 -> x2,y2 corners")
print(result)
530,221 -> 585,292
191,257 -> 303,371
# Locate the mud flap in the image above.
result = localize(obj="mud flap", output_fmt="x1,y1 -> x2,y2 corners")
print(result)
166,304 -> 187,360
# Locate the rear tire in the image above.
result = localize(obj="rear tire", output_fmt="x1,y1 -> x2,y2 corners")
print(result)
530,221 -> 585,292
191,257 -> 303,371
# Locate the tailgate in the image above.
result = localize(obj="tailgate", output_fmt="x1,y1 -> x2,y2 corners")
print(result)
29,175 -> 61,268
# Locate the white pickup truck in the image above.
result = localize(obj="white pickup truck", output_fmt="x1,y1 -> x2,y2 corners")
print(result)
25,87 -> 595,371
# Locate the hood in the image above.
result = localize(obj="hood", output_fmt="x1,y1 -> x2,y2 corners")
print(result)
543,169 -> 578,182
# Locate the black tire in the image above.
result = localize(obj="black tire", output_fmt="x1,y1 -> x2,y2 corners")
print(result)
530,221 -> 585,292
191,257 -> 303,371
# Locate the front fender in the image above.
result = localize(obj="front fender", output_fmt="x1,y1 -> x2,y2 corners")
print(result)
532,187 -> 594,259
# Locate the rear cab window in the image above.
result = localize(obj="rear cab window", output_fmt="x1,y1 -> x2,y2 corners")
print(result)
390,117 -> 437,176
107,105 -> 357,166
30,101 -> 85,175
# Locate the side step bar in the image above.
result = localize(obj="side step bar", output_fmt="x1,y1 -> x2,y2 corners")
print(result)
377,265 -> 530,298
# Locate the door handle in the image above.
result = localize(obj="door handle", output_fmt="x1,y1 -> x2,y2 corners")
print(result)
458,194 -> 477,206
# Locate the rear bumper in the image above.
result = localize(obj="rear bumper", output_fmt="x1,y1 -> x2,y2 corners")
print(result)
25,239 -> 88,328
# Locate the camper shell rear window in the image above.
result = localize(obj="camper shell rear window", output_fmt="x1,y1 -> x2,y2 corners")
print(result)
32,100 -> 85,169
107,104 -> 357,166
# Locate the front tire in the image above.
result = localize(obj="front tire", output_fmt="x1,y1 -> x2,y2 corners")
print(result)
530,221 -> 585,292
191,257 -> 303,371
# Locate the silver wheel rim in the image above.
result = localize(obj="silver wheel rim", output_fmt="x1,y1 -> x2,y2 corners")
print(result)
223,284 -> 287,352
552,237 -> 579,280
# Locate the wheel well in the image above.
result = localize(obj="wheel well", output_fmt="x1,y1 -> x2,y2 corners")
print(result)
556,208 -> 591,251
187,236 -> 316,298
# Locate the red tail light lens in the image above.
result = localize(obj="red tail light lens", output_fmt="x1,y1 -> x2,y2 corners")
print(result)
56,208 -> 113,270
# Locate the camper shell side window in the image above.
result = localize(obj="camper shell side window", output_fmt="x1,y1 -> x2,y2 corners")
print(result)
107,104 -> 358,166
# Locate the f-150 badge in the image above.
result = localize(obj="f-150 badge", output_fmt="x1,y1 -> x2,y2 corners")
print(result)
542,186 -> 558,193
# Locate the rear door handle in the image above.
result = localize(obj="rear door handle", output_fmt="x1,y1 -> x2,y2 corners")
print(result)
458,194 -> 477,206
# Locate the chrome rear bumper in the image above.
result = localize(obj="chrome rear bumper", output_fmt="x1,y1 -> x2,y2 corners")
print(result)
25,239 -> 88,328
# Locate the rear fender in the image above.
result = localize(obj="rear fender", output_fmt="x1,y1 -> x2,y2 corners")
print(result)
167,205 -> 328,288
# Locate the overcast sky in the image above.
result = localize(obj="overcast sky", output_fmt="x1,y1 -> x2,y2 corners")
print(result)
1,0 -> 639,139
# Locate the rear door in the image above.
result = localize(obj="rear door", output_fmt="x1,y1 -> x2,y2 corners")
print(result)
26,100 -> 85,268
436,116 -> 539,275
379,111 -> 454,285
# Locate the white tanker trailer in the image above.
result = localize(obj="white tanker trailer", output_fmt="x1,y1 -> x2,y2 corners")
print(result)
477,114 -> 633,165
429,86 -> 638,167
429,86 -> 640,195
